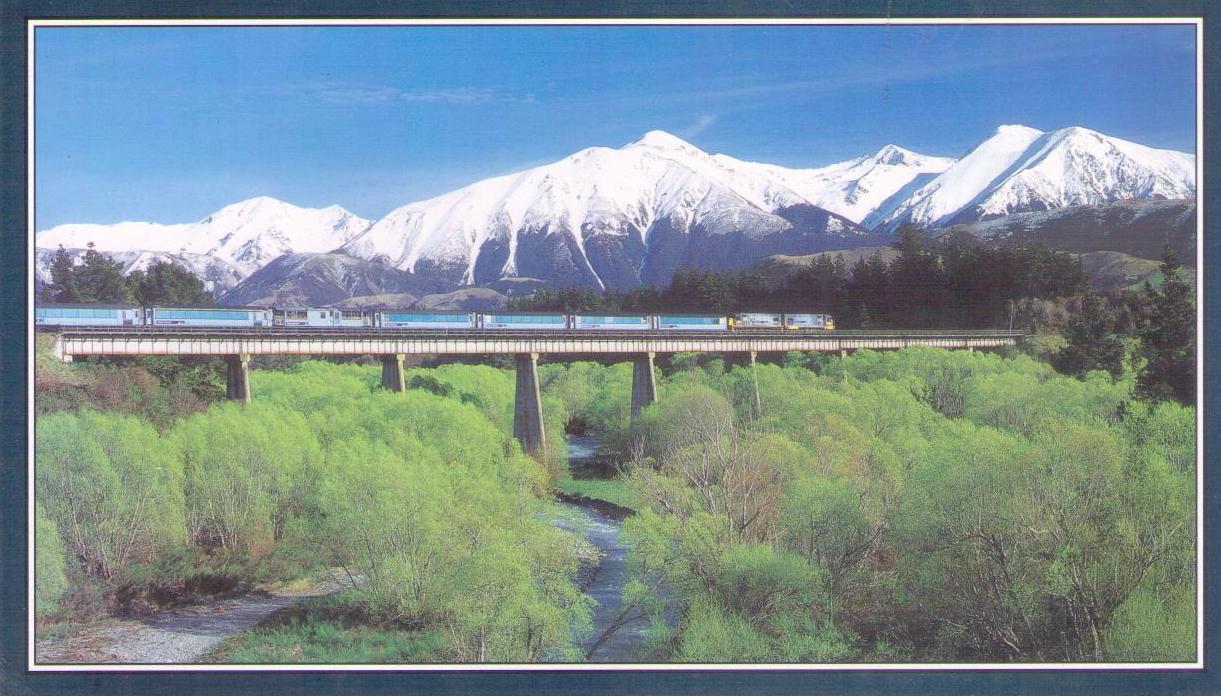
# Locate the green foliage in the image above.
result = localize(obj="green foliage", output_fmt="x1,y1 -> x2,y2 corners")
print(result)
43,246 -> 79,303
604,347 -> 1195,663
509,286 -> 607,313
35,336 -> 223,425
33,347 -> 1196,664
540,361 -> 633,444
1103,584 -> 1195,662
129,260 -> 214,306
676,598 -> 774,662
511,233 -> 1084,330
1137,248 -> 1196,404
37,410 -> 186,578
174,403 -> 320,555
550,474 -> 639,510
220,595 -> 446,663
35,359 -> 593,662
40,245 -> 213,307
35,502 -> 69,617
1122,399 -> 1196,474
1055,293 -> 1127,379
74,242 -> 133,303
246,362 -> 589,661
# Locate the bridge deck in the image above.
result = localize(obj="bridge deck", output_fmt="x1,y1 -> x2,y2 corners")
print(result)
47,327 -> 1023,359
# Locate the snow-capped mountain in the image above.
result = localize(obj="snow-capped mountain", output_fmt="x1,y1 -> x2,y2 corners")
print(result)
869,125 -> 1195,231
340,130 -> 888,290
712,144 -> 956,224
36,124 -> 1196,303
36,196 -> 371,278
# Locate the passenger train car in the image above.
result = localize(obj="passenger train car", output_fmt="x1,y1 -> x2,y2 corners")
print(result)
729,313 -> 834,330
35,304 -> 834,332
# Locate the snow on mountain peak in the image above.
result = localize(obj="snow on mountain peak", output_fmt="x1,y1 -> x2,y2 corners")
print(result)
37,198 -> 371,278
995,124 -> 1044,137
872,144 -> 914,165
627,130 -> 698,151
873,124 -> 1194,230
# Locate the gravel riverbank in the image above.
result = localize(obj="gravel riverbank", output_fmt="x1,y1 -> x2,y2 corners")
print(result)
35,578 -> 348,665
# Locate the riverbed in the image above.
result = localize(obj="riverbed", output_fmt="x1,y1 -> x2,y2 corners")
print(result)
550,433 -> 654,663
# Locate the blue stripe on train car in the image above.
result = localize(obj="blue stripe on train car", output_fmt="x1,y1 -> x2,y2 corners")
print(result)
380,312 -> 474,329
571,315 -> 651,330
480,314 -> 567,329
655,315 -> 727,330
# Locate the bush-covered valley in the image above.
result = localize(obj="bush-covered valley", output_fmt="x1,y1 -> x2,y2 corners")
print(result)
34,336 -> 1196,663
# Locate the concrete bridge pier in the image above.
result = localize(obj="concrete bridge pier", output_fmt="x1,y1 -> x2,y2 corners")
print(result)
514,352 -> 546,457
380,353 -> 406,392
630,351 -> 658,419
748,351 -> 763,419
226,354 -> 251,403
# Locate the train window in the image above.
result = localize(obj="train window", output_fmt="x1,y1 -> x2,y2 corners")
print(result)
38,307 -> 120,319
386,313 -> 468,323
486,315 -> 564,324
158,309 -> 253,320
579,315 -> 647,324
659,315 -> 721,325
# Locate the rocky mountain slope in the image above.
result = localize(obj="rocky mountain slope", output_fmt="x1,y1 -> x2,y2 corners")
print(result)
933,198 -> 1196,263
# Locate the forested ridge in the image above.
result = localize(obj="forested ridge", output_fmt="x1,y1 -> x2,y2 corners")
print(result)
510,227 -> 1089,330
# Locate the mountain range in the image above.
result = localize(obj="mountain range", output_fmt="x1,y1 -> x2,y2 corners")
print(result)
35,124 -> 1196,303
36,197 -> 371,294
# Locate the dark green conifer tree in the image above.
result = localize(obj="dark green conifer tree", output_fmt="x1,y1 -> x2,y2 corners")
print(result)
43,245 -> 79,303
74,243 -> 131,303
1055,293 -> 1126,379
130,260 -> 214,307
1137,248 -> 1196,403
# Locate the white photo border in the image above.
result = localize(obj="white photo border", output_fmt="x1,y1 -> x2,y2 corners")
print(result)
25,15 -> 1207,673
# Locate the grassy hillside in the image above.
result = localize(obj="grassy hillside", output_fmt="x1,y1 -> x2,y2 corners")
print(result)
754,246 -> 1193,294
753,247 -> 898,287
936,198 -> 1196,265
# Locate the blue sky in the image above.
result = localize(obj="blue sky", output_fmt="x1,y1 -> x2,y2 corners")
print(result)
34,23 -> 1197,229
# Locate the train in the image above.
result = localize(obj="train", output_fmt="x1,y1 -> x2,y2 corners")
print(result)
33,303 -> 835,332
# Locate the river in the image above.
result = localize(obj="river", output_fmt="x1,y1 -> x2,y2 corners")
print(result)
550,433 -> 652,663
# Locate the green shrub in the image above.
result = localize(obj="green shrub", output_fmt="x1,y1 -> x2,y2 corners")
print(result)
37,410 -> 186,577
34,502 -> 69,617
1104,584 -> 1195,662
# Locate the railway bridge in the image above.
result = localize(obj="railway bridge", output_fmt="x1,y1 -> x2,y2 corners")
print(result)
49,327 -> 1023,456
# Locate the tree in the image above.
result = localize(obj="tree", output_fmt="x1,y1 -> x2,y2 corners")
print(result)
36,411 -> 186,577
43,246 -> 80,303
1137,248 -> 1195,404
130,260 -> 213,306
74,242 -> 132,303
1055,293 -> 1126,379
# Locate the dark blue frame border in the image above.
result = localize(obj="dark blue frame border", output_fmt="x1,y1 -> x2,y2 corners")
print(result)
1,2 -> 1215,694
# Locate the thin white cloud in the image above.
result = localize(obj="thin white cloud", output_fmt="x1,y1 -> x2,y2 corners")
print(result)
297,83 -> 536,106
400,87 -> 497,104
315,85 -> 403,104
680,114 -> 718,138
